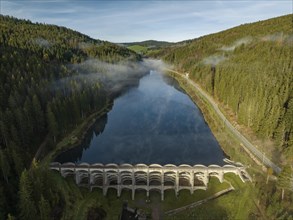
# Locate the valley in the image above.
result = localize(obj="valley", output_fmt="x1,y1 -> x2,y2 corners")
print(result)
0,6 -> 292,220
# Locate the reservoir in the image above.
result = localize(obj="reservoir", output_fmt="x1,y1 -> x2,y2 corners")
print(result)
55,70 -> 225,165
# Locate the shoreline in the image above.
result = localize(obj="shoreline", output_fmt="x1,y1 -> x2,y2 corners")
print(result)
42,99 -> 113,166
164,69 -> 265,172
43,70 -> 149,165
45,65 -> 264,171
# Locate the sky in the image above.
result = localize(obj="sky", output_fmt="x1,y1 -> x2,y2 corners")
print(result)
0,0 -> 292,43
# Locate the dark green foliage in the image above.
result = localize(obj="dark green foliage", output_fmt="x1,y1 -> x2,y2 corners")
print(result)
155,14 -> 293,160
0,15 -> 141,218
46,105 -> 58,142
0,15 -> 140,63
39,195 -> 50,220
19,170 -> 37,220
256,169 -> 293,219
153,14 -> 293,218
122,40 -> 173,48
0,149 -> 11,183
277,165 -> 293,196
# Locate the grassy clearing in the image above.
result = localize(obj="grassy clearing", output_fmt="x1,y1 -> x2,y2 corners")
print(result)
162,177 -> 230,211
127,45 -> 148,54
167,174 -> 257,220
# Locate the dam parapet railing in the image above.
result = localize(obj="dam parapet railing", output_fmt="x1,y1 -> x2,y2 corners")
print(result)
50,162 -> 252,201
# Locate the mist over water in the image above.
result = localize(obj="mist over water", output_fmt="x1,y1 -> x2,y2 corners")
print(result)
55,70 -> 225,165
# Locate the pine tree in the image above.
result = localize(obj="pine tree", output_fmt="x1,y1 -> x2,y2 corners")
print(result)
277,165 -> 293,200
32,95 -> 45,134
19,170 -> 37,220
46,105 -> 58,142
0,149 -> 10,183
38,195 -> 50,220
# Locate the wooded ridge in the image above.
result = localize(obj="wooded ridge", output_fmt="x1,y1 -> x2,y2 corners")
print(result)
150,14 -> 293,163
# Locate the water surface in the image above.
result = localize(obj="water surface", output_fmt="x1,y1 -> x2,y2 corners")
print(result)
55,71 -> 225,165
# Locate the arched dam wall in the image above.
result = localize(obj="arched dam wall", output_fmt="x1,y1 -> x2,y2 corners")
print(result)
50,162 -> 251,200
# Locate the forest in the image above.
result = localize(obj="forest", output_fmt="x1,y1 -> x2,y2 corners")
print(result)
0,15 -> 144,219
150,14 -> 293,161
148,14 -> 293,219
0,14 -> 292,219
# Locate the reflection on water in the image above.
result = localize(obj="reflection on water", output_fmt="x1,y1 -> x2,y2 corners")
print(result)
55,71 -> 225,165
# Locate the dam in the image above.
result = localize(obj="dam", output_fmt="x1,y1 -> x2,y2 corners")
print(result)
50,162 -> 251,201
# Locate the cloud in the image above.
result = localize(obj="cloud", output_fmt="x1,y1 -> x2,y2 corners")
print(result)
219,37 -> 253,51
203,55 -> 227,66
1,1 -> 291,42
34,38 -> 52,48
51,59 -> 169,95
261,32 -> 285,42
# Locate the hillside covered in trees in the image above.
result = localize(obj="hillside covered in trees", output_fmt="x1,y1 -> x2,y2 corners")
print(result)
149,14 -> 293,219
151,14 -> 293,162
0,15 -> 146,219
0,13 -> 292,220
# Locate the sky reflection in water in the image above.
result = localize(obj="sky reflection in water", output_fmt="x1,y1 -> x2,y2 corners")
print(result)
55,71 -> 225,165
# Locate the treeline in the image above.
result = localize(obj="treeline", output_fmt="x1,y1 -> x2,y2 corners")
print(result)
150,14 -> 293,218
0,15 -> 139,63
0,15 -> 141,219
152,14 -> 293,160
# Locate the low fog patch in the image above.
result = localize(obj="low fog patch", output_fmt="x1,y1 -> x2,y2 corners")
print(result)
261,32 -> 284,42
34,37 -> 52,48
143,59 -> 172,72
261,32 -> 293,45
51,59 -> 170,95
219,37 -> 252,52
203,54 -> 227,66
78,42 -> 95,50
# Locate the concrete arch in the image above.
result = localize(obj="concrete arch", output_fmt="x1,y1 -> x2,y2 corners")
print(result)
77,171 -> 90,184
107,175 -> 118,185
164,164 -> 177,168
164,172 -> 176,186
194,171 -> 205,176
121,178 -> 132,185
135,163 -> 148,168
149,179 -> 162,186
134,171 -> 147,185
91,173 -> 103,186
91,163 -> 104,168
149,164 -> 163,168
179,171 -> 192,186
223,169 -> 239,175
105,163 -> 119,168
63,162 -> 75,167
223,165 -> 236,169
179,164 -> 192,168
149,170 -> 162,175
194,164 -> 207,168
61,169 -> 75,178
120,163 -> 133,168
79,162 -> 90,167
120,171 -> 133,185
149,187 -> 161,193
208,165 -> 221,168
51,162 -> 61,166
208,171 -> 223,183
